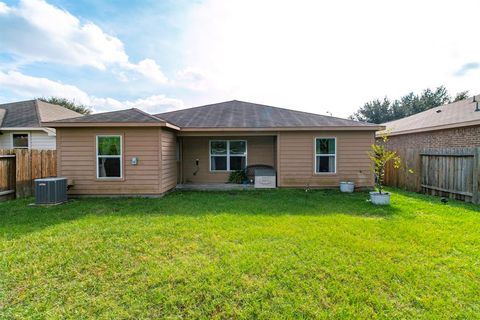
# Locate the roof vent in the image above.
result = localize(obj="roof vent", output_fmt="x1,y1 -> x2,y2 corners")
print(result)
474,96 -> 480,112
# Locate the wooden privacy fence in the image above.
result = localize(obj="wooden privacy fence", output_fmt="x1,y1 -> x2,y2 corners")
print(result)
385,147 -> 480,203
0,149 -> 57,199
0,155 -> 15,201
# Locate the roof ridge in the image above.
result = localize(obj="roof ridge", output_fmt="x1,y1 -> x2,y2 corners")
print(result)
155,100 -> 239,116
33,99 -> 42,127
156,99 -> 376,126
0,108 -> 6,127
232,100 -> 376,126
131,107 -> 166,122
36,99 -> 83,114
60,107 -> 131,120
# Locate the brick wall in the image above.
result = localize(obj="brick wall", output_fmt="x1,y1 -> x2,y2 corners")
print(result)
386,125 -> 480,150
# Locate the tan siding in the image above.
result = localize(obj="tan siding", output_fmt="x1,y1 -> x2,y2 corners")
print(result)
161,129 -> 177,192
278,131 -> 374,188
182,136 -> 275,183
57,127 -> 161,195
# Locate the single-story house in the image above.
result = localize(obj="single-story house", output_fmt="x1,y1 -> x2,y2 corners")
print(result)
0,100 -> 82,150
379,94 -> 480,148
43,100 -> 382,196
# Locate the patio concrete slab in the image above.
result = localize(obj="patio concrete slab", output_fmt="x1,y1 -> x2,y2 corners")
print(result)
176,183 -> 254,191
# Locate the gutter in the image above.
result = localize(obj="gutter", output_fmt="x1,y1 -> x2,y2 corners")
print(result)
0,127 -> 56,136
179,126 -> 385,132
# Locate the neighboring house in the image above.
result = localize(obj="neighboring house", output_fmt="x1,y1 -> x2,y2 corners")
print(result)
377,95 -> 480,200
43,100 -> 382,196
0,100 -> 83,150
379,94 -> 480,148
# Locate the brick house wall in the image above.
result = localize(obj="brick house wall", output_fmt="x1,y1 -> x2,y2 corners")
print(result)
385,125 -> 480,149
378,125 -> 480,193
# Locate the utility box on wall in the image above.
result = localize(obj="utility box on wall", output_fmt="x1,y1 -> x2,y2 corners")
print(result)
35,177 -> 68,205
254,168 -> 276,189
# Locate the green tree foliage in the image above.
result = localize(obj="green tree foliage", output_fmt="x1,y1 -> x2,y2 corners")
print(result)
38,97 -> 92,115
368,135 -> 401,194
350,86 -> 469,124
453,91 -> 470,102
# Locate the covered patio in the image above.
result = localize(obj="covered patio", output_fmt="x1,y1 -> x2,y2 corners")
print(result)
176,134 -> 277,185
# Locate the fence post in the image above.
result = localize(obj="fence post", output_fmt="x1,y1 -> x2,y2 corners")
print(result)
473,148 -> 479,204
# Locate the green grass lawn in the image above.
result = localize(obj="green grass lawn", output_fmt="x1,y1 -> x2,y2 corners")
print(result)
1,189 -> 479,319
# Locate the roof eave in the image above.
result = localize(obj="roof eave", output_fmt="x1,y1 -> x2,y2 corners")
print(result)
179,126 -> 384,132
41,121 -> 181,130
0,127 -> 56,135
42,122 -> 166,127
377,119 -> 480,137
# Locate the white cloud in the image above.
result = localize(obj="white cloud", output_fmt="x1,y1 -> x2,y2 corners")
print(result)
0,0 -> 127,69
92,95 -> 184,113
0,70 -> 91,102
0,70 -> 182,113
174,67 -> 211,91
0,2 -> 10,13
2,0 -> 479,118
123,59 -> 168,84
0,0 -> 167,83
179,0 -> 480,117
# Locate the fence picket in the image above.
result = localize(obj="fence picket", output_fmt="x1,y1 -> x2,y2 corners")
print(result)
385,147 -> 479,203
0,149 -> 57,200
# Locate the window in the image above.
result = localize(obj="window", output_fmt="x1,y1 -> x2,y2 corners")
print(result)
210,140 -> 247,171
12,133 -> 29,149
315,138 -> 336,173
97,135 -> 122,178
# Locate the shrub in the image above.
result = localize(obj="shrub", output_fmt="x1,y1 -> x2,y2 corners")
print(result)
228,170 -> 248,184
368,135 -> 401,194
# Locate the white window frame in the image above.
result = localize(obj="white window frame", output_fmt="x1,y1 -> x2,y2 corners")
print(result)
96,135 -> 123,179
11,132 -> 30,149
314,137 -> 337,174
209,140 -> 248,172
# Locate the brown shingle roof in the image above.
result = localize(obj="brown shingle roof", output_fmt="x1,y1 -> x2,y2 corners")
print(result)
51,108 -> 165,123
0,100 -> 40,127
380,94 -> 480,136
37,100 -> 83,122
0,100 -> 83,128
155,100 -> 378,128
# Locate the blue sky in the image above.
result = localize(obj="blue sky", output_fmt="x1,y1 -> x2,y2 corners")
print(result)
0,0 -> 479,117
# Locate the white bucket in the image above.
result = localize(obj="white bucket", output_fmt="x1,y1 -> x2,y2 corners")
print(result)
369,192 -> 390,205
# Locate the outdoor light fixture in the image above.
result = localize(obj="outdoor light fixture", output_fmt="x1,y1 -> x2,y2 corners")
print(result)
474,96 -> 480,112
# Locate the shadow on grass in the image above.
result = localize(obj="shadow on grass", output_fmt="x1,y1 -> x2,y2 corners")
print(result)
0,189 -> 413,238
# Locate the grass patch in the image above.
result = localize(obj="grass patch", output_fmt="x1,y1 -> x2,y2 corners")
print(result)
1,189 -> 479,318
